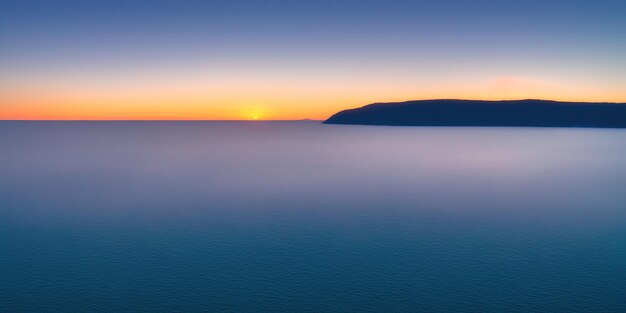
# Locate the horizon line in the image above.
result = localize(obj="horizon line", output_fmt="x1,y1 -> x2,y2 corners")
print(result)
3,99 -> 626,121
0,119 -> 324,122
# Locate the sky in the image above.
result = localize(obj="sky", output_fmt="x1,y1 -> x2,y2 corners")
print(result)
1,0 -> 625,120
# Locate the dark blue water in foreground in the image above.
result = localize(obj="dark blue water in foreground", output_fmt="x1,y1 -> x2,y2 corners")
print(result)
1,121 -> 626,312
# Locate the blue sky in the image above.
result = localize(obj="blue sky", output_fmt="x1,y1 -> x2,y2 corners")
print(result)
1,0 -> 625,119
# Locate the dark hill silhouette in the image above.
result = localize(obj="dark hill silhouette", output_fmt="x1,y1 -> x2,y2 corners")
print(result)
324,99 -> 626,128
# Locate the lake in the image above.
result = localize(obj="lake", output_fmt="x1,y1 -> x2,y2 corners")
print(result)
1,121 -> 626,312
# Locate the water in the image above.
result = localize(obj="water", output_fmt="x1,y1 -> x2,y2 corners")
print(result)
1,121 -> 626,312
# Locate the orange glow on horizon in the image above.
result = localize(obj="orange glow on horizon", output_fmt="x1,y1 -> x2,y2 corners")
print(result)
2,76 -> 625,120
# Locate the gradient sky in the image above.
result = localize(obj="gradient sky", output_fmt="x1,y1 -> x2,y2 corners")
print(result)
1,0 -> 625,120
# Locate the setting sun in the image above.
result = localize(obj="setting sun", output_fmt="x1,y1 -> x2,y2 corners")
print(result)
245,108 -> 265,120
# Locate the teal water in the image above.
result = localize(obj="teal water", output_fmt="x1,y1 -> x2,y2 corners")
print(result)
1,121 -> 626,312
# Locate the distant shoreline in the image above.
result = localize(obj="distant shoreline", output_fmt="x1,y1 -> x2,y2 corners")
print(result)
325,99 -> 626,128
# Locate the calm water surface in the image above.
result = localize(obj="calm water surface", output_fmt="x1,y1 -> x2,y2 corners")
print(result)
1,121 -> 626,312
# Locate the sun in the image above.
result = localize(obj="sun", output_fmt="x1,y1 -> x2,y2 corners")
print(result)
249,112 -> 263,120
243,107 -> 265,120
